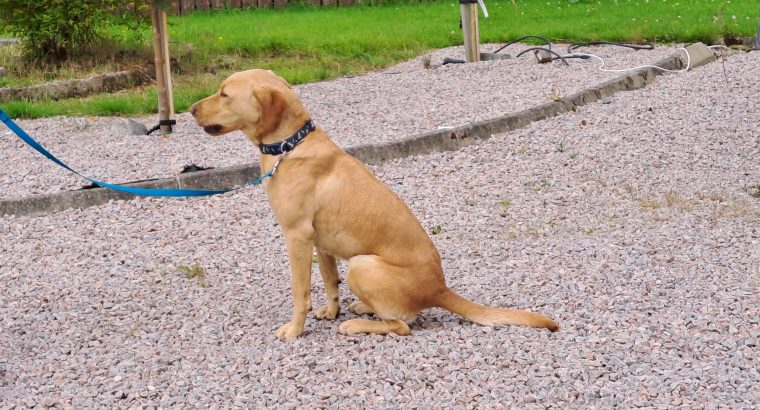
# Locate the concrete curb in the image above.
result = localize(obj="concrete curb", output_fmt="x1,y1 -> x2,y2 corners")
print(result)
1,50 -> 695,218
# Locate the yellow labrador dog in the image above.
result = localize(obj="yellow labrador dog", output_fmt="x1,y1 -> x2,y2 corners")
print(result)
191,69 -> 558,340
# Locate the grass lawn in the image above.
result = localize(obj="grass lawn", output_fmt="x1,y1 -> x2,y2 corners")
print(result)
1,0 -> 757,118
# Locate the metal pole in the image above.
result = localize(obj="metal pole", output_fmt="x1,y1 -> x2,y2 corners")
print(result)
460,0 -> 480,63
150,3 -> 174,134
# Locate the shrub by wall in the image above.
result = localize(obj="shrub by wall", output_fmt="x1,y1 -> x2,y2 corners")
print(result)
0,0 -> 148,63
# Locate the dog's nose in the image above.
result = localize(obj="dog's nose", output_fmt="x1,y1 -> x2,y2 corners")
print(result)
190,104 -> 198,117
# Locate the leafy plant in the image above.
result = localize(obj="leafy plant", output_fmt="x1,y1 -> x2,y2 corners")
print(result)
0,0 -> 148,63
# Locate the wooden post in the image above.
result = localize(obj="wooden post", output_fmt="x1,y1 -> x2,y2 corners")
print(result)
460,0 -> 479,63
756,10 -> 760,50
150,2 -> 175,134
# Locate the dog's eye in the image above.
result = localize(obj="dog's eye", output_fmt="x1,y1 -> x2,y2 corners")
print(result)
220,91 -> 228,98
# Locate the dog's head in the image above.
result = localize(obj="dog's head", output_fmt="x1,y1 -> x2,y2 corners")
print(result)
190,69 -> 307,144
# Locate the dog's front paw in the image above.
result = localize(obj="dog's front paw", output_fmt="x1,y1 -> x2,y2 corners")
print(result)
313,304 -> 340,320
275,321 -> 304,341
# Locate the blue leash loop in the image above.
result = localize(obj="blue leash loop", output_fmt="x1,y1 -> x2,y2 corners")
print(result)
0,107 -> 275,197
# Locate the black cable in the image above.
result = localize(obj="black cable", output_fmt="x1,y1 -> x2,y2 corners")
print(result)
443,57 -> 466,65
556,54 -> 592,60
515,47 -> 570,66
493,35 -> 552,54
145,119 -> 176,135
145,124 -> 161,135
448,36 -> 657,67
567,41 -> 654,54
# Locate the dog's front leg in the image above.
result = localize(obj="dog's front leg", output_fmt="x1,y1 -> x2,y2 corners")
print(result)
275,229 -> 315,341
313,250 -> 340,320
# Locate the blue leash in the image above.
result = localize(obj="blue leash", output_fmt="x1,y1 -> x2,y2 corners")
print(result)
0,107 -> 274,197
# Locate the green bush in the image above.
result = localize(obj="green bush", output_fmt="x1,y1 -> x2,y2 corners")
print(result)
0,0 -> 148,63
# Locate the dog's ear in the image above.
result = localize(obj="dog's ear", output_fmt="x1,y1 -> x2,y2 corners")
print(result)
267,70 -> 292,89
253,85 -> 288,138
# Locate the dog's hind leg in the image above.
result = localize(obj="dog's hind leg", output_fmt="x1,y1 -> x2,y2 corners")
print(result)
313,250 -> 341,320
337,255 -> 419,336
348,301 -> 374,315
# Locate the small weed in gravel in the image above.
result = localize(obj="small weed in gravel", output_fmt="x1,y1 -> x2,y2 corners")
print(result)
178,263 -> 208,288
709,200 -> 758,221
421,55 -> 432,69
640,196 -> 660,209
546,87 -> 563,102
747,184 -> 760,199
430,225 -> 444,235
663,191 -> 695,212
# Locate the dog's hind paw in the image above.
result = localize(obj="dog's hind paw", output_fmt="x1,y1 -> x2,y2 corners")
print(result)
338,319 -> 365,335
313,304 -> 340,320
338,318 -> 411,336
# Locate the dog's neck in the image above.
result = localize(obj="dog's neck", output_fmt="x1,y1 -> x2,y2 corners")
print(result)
247,106 -> 312,146
255,126 -> 331,176
250,111 -> 325,160
256,120 -> 315,156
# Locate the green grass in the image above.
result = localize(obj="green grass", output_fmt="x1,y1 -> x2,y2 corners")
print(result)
2,0 -> 757,118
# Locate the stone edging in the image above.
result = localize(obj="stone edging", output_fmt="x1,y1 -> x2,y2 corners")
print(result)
0,70 -> 152,103
0,38 -> 19,47
1,51 -> 694,218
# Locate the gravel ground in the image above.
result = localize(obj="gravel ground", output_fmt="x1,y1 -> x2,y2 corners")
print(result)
1,49 -> 759,408
0,43 -> 682,198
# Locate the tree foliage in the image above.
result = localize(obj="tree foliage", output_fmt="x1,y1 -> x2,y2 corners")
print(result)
0,0 -> 149,63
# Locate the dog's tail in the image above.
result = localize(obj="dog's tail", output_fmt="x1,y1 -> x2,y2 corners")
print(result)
435,288 -> 559,331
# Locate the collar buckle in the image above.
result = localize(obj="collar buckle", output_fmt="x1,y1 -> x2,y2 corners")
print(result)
280,140 -> 295,153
